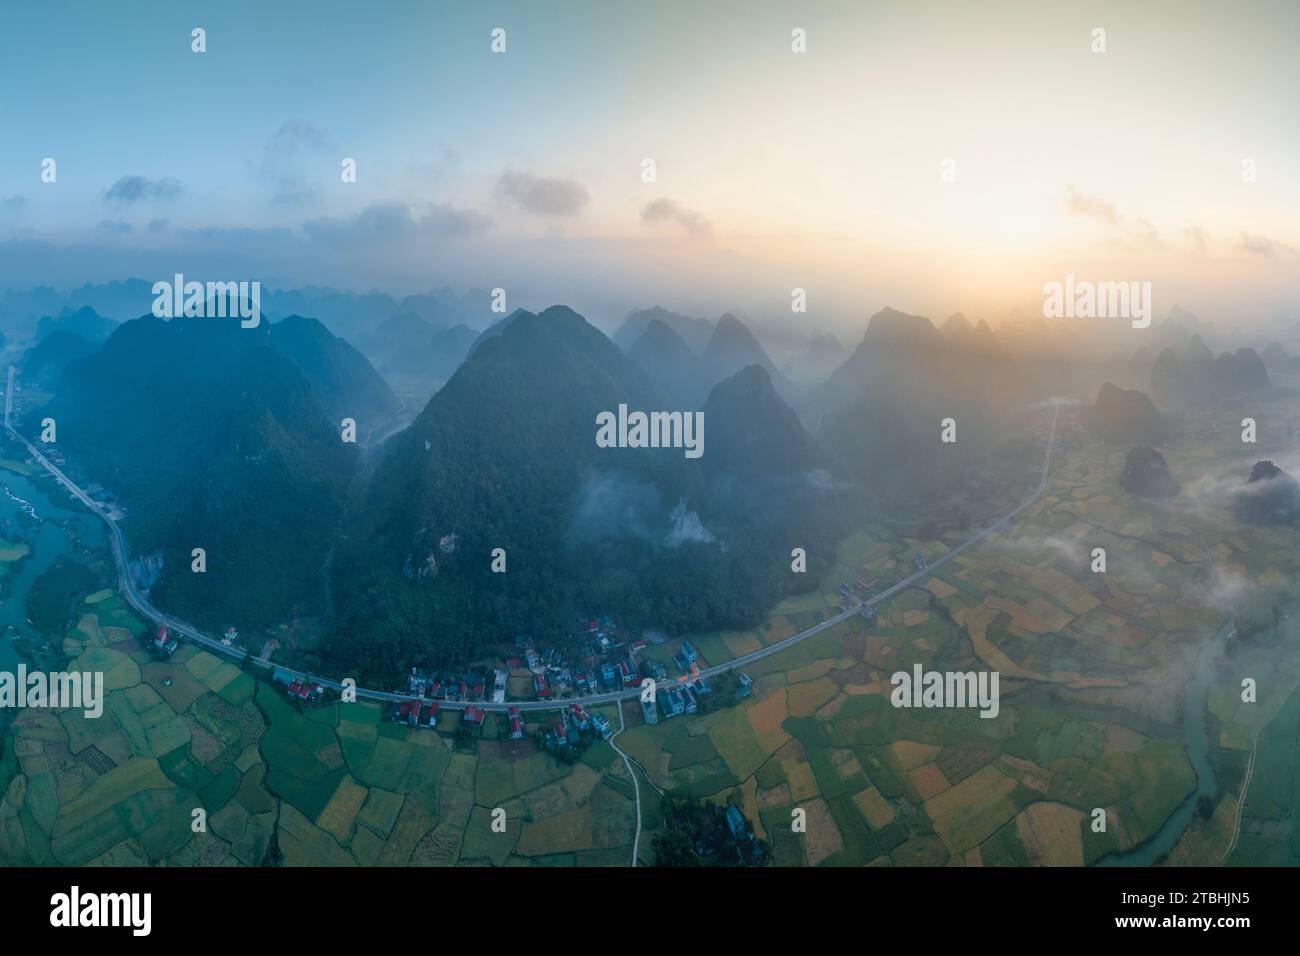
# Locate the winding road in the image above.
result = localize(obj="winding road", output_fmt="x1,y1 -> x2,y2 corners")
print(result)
3,365 -> 1060,718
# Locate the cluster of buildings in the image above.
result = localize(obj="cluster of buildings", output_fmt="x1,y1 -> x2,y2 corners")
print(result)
641,671 -> 751,725
513,618 -> 667,703
545,702 -> 614,750
402,666 -> 505,705
387,697 -> 486,732
270,667 -> 325,702
838,579 -> 879,620
261,611 -> 767,751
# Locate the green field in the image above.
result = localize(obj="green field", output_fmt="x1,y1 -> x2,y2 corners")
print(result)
0,590 -> 638,867
5,382 -> 1300,866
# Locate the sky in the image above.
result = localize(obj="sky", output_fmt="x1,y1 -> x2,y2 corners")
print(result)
0,0 -> 1297,336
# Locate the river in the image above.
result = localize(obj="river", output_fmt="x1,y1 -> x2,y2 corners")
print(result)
0,457 -> 104,676
1096,620 -> 1235,866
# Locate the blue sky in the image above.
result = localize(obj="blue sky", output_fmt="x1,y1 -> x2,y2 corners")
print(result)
1,0 -> 1297,330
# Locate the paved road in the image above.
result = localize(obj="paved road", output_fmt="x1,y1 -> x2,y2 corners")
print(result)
3,364 -> 1060,715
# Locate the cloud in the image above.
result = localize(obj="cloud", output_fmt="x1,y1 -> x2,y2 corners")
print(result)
995,528 -> 1087,569
1128,217 -> 1164,249
1066,187 -> 1170,251
569,472 -> 661,543
1182,225 -> 1210,255
1063,185 -> 1119,224
267,119 -> 328,155
1202,564 -> 1254,612
96,219 -> 133,234
1237,232 -> 1297,259
495,171 -> 589,217
641,197 -> 711,236
302,200 -> 491,245
104,175 -> 182,204
1,195 -> 26,212
261,120 -> 331,206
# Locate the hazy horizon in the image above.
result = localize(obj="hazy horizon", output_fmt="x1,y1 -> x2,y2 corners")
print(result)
2,0 -> 1297,339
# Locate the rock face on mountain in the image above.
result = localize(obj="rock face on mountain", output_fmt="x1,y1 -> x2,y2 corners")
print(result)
1084,383 -> 1168,444
20,330 -> 95,390
1234,460 -> 1300,525
326,306 -> 850,680
613,306 -> 713,353
35,314 -> 360,630
627,319 -> 707,408
1119,446 -> 1180,498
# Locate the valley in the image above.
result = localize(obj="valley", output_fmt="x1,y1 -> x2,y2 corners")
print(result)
4,348 -> 1299,866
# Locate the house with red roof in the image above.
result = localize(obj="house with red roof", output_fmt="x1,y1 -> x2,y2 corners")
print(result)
568,703 -> 590,731
286,680 -> 323,702
153,624 -> 178,657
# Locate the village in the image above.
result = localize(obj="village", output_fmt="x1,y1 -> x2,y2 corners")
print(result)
248,615 -> 758,763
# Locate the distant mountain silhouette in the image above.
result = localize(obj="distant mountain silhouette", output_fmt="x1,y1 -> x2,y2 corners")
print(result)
1210,348 -> 1269,391
267,314 -> 400,427
701,365 -> 820,476
613,306 -> 713,353
360,311 -> 437,366
61,279 -> 157,321
1183,333 -> 1214,364
1084,383 -> 1168,444
782,331 -> 845,385
20,330 -> 95,390
627,318 -> 707,408
382,323 -> 478,386
1150,348 -> 1181,391
700,313 -> 798,402
818,307 -> 1035,503
36,306 -> 117,344
1150,338 -> 1268,399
